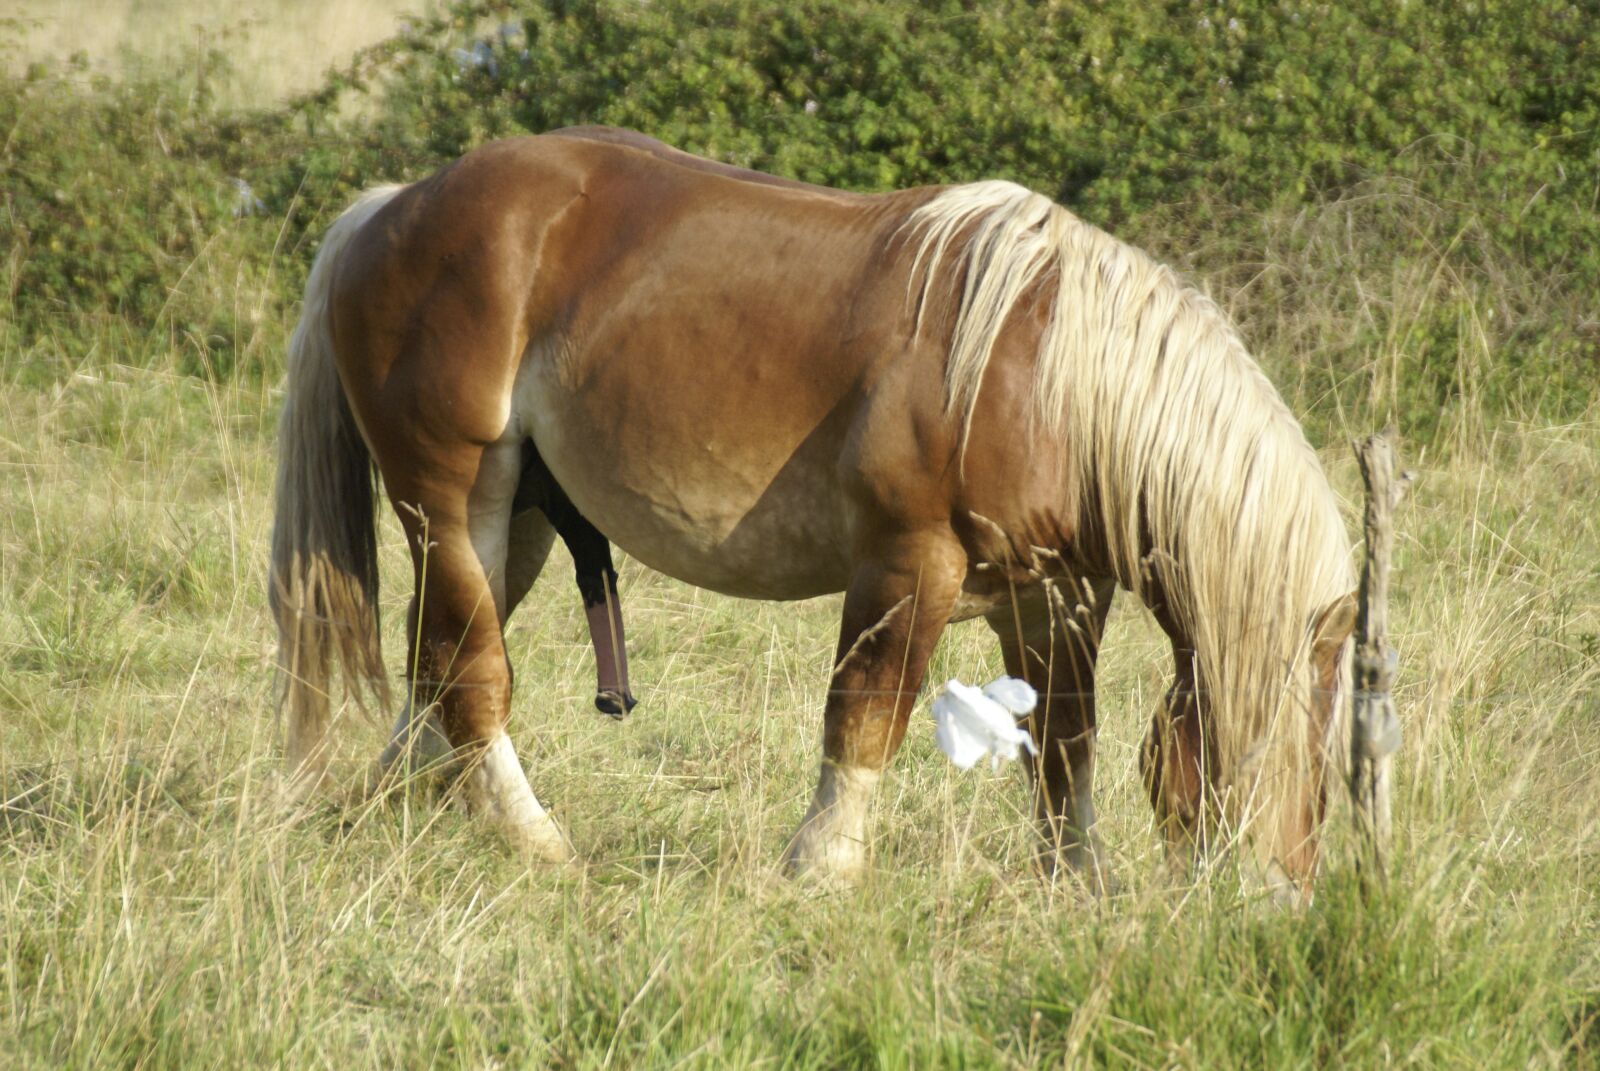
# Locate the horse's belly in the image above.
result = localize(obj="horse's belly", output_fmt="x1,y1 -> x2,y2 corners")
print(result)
515,366 -> 855,600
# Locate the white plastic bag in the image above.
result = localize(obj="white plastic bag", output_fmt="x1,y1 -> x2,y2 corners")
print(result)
931,677 -> 1038,770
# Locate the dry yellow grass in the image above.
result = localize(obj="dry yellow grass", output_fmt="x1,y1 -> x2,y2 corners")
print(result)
1,9 -> 1597,1061
1,348 -> 1595,1067
4,0 -> 435,105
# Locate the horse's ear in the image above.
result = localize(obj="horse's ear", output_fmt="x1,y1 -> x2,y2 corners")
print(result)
1310,590 -> 1358,676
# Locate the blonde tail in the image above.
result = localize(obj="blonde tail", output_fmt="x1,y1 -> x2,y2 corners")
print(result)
269,185 -> 404,793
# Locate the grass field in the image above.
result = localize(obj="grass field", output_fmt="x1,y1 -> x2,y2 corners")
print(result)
2,5 -> 1599,1068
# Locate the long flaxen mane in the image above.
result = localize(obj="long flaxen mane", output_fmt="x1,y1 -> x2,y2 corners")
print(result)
905,181 -> 1355,851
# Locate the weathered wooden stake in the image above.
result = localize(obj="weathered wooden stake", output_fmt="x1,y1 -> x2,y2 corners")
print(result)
1350,430 -> 1410,874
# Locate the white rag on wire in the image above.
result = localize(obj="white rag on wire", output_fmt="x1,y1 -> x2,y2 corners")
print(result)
931,677 -> 1038,770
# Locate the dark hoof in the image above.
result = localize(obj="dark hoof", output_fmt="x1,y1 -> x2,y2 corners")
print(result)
594,690 -> 637,720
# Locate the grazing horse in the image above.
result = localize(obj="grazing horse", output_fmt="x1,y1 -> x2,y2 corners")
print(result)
270,127 -> 1356,893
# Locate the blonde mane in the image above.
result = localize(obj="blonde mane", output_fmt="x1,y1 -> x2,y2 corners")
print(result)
906,181 -> 1356,846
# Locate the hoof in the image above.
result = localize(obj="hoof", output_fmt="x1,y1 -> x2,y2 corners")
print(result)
594,690 -> 637,720
782,833 -> 868,884
782,764 -> 879,883
509,822 -> 582,870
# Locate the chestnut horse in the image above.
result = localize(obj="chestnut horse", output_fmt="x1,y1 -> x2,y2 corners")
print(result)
271,127 -> 1356,892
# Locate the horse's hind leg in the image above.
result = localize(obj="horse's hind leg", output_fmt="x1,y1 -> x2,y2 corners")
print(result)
985,578 -> 1117,892
376,506 -> 556,786
505,504 -> 559,618
784,529 -> 966,880
376,625 -> 452,784
380,437 -> 572,863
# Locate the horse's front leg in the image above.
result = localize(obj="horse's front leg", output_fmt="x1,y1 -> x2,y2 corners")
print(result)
784,529 -> 966,880
1140,644 -> 1214,873
986,577 -> 1117,892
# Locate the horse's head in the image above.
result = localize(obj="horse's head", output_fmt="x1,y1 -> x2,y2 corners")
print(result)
1142,587 -> 1358,891
1270,589 -> 1360,892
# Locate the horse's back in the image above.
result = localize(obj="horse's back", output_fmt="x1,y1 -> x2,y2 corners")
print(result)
545,126 -> 868,197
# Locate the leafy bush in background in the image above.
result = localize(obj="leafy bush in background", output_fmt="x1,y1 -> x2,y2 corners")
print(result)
3,0 -> 1597,437
0,58 -> 272,379
364,0 -> 1598,435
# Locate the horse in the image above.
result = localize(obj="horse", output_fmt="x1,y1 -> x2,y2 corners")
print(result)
270,126 -> 1358,894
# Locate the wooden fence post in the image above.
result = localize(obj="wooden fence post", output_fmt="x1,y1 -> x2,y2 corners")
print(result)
1350,430 -> 1410,873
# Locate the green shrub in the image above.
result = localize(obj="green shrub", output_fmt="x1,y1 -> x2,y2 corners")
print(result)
372,0 -> 1600,428
3,63 -> 235,373
4,0 -> 1597,435
365,1 -> 1598,232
